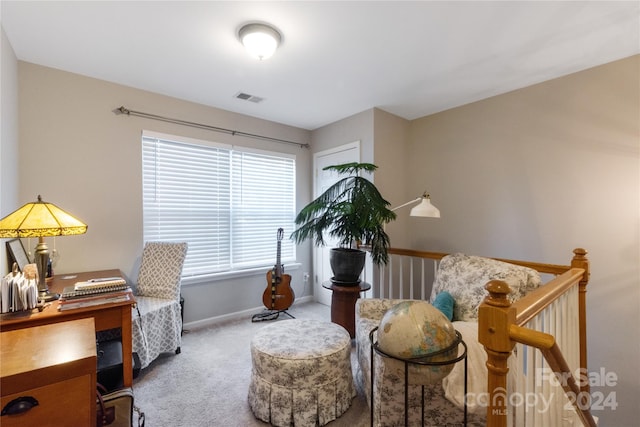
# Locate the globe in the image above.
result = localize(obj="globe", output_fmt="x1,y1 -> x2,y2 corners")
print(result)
377,300 -> 458,385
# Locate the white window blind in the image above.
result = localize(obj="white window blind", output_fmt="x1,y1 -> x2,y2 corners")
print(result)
142,132 -> 296,278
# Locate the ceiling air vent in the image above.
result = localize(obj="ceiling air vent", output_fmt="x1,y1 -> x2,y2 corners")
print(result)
234,92 -> 264,103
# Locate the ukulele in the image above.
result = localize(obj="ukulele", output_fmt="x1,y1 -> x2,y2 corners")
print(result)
262,228 -> 295,311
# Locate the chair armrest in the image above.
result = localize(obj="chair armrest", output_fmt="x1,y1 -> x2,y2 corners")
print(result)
355,298 -> 409,322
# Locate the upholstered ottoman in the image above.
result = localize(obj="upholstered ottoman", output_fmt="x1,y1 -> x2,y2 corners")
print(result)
248,319 -> 355,426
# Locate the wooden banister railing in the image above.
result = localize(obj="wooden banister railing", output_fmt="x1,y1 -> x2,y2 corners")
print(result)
512,268 -> 584,325
571,248 -> 591,394
478,280 -> 516,427
509,324 -> 596,427
478,248 -> 593,426
370,247 -> 593,426
386,247 -> 572,275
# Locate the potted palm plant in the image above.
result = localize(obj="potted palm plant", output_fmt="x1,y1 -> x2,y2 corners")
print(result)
290,162 -> 396,284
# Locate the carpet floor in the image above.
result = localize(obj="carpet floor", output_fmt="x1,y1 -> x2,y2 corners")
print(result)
132,301 -> 370,426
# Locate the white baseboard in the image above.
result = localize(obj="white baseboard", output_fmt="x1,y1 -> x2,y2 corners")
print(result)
183,295 -> 314,331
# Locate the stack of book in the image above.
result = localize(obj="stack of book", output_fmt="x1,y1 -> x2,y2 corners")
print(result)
58,277 -> 131,311
1,271 -> 38,313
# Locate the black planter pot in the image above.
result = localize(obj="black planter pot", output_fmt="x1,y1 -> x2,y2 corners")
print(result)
330,248 -> 366,285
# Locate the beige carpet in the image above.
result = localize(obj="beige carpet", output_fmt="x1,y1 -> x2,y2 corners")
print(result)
132,301 -> 370,426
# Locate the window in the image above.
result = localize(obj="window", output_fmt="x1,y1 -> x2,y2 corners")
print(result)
142,131 -> 296,280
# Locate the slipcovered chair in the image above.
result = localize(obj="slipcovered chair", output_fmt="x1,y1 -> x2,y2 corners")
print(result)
132,241 -> 188,369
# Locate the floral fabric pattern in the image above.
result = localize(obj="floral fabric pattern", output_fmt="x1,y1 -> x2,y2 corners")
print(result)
248,319 -> 355,427
355,298 -> 486,427
430,253 -> 542,321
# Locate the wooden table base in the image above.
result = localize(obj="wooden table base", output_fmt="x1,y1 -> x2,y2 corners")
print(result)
322,281 -> 371,338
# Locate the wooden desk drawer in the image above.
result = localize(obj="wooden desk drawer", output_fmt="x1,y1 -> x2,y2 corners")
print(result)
1,375 -> 92,427
1,318 -> 97,426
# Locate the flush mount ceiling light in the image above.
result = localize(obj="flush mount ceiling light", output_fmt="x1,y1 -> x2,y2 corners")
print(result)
238,22 -> 282,60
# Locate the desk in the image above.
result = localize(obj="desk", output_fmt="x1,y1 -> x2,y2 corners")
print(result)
1,318 -> 97,426
0,269 -> 135,388
322,281 -> 371,338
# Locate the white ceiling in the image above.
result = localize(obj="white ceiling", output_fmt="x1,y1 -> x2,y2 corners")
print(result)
2,1 -> 638,130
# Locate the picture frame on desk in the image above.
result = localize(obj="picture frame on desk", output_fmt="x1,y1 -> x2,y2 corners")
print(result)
6,238 -> 30,272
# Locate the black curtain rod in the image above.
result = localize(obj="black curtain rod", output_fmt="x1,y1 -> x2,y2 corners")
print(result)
113,106 -> 310,149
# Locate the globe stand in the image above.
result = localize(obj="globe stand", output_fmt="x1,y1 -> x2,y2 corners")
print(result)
369,328 -> 468,427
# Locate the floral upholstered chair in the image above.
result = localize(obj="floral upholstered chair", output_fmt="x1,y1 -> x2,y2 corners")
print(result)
355,253 -> 542,426
132,241 -> 188,369
355,298 -> 473,426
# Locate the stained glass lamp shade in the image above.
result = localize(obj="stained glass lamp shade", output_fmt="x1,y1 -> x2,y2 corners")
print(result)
0,195 -> 87,301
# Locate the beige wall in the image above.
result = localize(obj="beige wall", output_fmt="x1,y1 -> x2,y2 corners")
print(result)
4,31 -> 638,424
0,27 -> 19,269
311,56 -> 640,425
15,62 -> 313,323
311,108 -> 375,163
372,108 -> 412,247
310,108 -> 415,244
397,55 -> 639,426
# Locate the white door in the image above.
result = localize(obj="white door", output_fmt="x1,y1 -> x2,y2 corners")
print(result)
313,141 -> 360,306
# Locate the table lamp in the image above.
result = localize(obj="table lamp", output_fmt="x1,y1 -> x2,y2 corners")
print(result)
0,195 -> 88,301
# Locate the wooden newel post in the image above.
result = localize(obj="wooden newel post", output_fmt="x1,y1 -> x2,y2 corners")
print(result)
478,280 -> 516,427
571,247 -> 590,394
